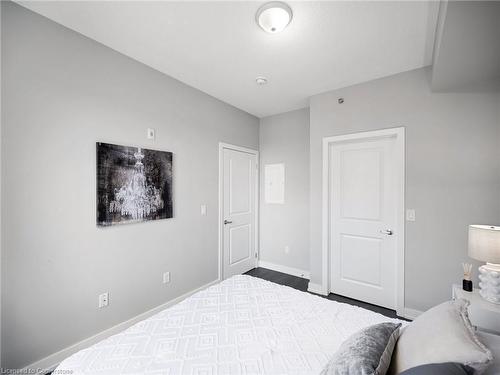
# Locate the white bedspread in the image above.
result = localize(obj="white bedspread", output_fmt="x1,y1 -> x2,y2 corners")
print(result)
55,275 -> 403,374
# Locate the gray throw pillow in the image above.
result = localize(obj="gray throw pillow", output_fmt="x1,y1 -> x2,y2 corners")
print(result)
399,363 -> 474,375
320,322 -> 401,375
389,299 -> 492,374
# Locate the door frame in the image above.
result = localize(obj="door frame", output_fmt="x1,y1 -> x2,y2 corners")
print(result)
321,127 -> 405,316
218,142 -> 259,281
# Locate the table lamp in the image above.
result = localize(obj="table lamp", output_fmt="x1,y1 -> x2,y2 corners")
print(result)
468,225 -> 500,304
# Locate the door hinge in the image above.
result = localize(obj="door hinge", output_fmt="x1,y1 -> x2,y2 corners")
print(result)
255,252 -> 258,259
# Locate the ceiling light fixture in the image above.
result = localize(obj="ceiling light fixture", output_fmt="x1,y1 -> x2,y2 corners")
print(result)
256,2 -> 293,34
256,76 -> 268,85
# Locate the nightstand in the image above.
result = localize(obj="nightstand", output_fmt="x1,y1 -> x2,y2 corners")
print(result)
452,284 -> 500,334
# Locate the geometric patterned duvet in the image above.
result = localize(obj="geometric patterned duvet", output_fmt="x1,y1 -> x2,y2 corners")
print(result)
55,275 -> 403,374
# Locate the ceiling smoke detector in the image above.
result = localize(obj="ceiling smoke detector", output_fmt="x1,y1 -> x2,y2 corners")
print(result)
256,76 -> 268,85
256,2 -> 293,34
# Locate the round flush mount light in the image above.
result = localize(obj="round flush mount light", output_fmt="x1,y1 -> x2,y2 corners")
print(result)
256,2 -> 293,34
256,76 -> 268,85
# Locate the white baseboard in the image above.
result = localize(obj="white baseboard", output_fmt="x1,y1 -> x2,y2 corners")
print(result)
305,281 -> 422,319
307,281 -> 329,296
401,307 -> 423,320
23,279 -> 220,373
258,260 -> 310,279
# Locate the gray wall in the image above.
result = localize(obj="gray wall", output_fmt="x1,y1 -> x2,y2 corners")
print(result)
309,68 -> 500,312
259,109 -> 310,272
431,1 -> 500,92
1,2 -> 258,369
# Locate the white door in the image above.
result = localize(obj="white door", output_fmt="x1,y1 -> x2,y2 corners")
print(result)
222,147 -> 257,278
329,137 -> 398,309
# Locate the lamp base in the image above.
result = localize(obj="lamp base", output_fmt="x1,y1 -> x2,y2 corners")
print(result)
478,263 -> 500,304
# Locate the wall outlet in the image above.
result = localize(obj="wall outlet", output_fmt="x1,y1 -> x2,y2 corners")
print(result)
98,292 -> 109,308
163,272 -> 171,284
147,128 -> 155,140
406,209 -> 416,222
284,245 -> 290,254
200,204 -> 207,216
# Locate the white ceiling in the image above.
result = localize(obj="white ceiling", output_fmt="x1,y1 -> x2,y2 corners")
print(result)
18,1 -> 439,118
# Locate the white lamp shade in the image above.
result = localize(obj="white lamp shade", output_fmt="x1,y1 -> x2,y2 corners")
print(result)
468,225 -> 500,263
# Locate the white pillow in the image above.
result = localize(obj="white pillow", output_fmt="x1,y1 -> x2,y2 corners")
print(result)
390,299 -> 492,374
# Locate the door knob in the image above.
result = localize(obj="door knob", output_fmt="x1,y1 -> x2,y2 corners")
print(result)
380,229 -> 393,235
224,220 -> 233,225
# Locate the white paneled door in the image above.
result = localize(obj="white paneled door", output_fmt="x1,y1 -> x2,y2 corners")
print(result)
329,137 -> 399,309
221,146 -> 258,279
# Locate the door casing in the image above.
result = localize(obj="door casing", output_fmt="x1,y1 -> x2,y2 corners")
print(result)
218,142 -> 259,281
321,127 -> 405,316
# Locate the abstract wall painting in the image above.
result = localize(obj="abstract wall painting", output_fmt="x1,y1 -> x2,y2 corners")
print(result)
96,142 -> 173,226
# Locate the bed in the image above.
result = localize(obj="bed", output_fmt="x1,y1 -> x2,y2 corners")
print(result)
54,275 -> 404,374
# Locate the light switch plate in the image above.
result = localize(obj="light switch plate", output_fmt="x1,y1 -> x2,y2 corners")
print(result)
163,272 -> 171,284
406,209 -> 416,222
200,204 -> 207,216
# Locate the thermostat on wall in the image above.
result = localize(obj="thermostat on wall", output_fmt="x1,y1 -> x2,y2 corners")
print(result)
147,128 -> 155,140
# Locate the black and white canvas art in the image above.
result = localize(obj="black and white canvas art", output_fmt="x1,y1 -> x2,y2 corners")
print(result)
96,142 -> 173,226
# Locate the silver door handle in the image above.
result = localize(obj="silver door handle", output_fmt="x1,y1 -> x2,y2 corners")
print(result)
380,229 -> 393,235
224,220 -> 233,225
